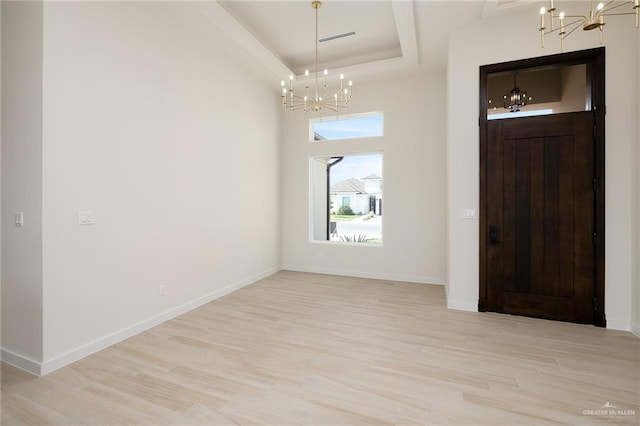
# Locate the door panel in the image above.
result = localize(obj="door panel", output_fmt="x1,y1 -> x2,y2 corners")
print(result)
485,112 -> 594,323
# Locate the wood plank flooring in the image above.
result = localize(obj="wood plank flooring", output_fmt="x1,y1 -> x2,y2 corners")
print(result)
2,271 -> 639,425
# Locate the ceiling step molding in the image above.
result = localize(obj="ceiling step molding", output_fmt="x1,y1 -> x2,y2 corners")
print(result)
392,0 -> 419,66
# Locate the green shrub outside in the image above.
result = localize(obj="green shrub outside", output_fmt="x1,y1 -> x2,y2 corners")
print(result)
336,205 -> 355,215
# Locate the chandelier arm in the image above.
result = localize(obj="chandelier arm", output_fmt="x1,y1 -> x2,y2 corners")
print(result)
543,19 -> 582,35
562,21 -> 584,38
321,101 -> 351,111
603,11 -> 637,16
599,1 -> 631,14
320,105 -> 338,113
560,15 -> 587,19
289,105 -> 310,112
289,94 -> 311,102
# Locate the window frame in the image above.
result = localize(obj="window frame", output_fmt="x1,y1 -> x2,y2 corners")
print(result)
309,151 -> 384,246
309,111 -> 384,142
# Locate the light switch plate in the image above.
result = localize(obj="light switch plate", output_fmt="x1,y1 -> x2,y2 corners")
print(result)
15,212 -> 24,227
78,210 -> 95,225
461,209 -> 477,219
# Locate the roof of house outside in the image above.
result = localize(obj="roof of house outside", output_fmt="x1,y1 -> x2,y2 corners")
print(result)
361,174 -> 382,180
330,177 -> 367,194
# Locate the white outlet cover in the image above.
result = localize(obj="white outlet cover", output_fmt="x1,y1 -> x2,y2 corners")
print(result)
461,209 -> 477,219
78,210 -> 95,225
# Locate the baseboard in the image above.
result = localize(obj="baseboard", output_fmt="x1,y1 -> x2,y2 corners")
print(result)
1,349 -> 42,376
631,322 -> 640,338
447,299 -> 478,312
282,264 -> 445,285
606,318 -> 631,332
2,267 -> 280,377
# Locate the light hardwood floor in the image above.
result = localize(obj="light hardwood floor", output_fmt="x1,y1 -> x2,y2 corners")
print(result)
2,271 -> 639,425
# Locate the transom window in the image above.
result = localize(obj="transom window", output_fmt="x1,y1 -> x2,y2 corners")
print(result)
310,112 -> 383,142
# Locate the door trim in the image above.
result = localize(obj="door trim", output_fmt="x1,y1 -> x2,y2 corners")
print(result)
478,48 -> 605,327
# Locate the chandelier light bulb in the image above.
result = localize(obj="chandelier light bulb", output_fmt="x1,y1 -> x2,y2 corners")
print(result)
540,6 -> 546,14
597,2 -> 604,11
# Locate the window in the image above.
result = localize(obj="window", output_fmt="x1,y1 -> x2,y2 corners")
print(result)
310,153 -> 383,244
310,112 -> 383,141
487,109 -> 553,120
486,64 -> 588,120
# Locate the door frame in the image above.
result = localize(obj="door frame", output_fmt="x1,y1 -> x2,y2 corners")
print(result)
478,48 -> 606,327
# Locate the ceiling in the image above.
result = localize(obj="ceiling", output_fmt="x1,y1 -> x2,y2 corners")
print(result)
220,1 -> 403,75
213,0 -> 539,80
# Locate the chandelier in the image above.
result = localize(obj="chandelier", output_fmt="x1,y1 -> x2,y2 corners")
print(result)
280,1 -> 353,115
538,0 -> 639,50
504,73 -> 528,112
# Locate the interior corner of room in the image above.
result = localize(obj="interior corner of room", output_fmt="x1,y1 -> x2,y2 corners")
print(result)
1,0 -> 638,391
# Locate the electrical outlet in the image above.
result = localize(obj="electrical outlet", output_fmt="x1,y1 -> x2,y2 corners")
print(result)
159,284 -> 166,296
400,256 -> 408,265
78,210 -> 95,225
461,209 -> 477,219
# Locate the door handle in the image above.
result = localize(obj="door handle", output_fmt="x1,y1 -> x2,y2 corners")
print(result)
489,226 -> 499,245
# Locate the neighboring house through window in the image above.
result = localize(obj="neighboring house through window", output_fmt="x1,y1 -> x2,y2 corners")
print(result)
309,112 -> 383,244
331,176 -> 382,216
311,153 -> 383,244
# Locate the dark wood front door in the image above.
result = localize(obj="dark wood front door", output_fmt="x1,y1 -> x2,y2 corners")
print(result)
484,112 -> 595,323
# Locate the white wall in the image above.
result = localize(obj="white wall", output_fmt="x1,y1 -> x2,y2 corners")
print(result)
447,4 -> 638,329
2,1 -> 282,374
0,0 -> 4,367
1,1 -> 44,366
633,28 -> 640,337
282,70 -> 447,284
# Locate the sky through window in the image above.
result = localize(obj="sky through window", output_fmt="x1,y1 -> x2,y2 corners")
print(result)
312,114 -> 383,141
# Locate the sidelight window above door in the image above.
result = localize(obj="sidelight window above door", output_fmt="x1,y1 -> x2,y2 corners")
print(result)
486,64 -> 588,120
